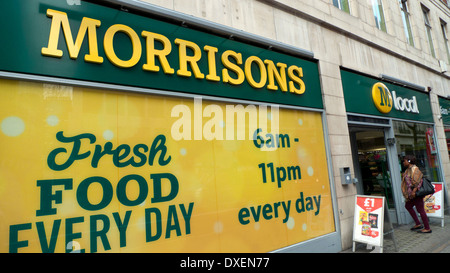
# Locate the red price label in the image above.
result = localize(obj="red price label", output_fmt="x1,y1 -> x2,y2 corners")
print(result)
357,197 -> 383,212
370,230 -> 379,238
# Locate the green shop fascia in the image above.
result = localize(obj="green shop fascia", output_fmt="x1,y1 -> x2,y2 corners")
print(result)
340,68 -> 446,224
0,0 -> 323,110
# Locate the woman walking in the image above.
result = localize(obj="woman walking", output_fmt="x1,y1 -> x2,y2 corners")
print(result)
401,155 -> 432,233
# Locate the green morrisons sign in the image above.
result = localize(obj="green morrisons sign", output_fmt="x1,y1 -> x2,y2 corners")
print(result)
341,69 -> 433,123
439,96 -> 450,125
0,0 -> 323,109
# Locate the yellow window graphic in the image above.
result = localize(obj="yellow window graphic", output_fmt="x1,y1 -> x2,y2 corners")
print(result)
0,79 -> 335,253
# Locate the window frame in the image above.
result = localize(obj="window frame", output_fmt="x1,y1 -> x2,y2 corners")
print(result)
422,5 -> 436,58
371,0 -> 387,33
399,0 -> 415,46
440,19 -> 450,63
332,0 -> 351,14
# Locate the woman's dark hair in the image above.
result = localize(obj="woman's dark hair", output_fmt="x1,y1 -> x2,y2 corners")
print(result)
403,155 -> 416,165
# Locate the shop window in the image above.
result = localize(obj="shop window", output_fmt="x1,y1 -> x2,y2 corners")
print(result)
333,0 -> 350,14
446,126 -> 450,160
0,78 -> 336,253
393,121 -> 442,182
399,0 -> 414,46
371,0 -> 387,32
422,5 -> 436,58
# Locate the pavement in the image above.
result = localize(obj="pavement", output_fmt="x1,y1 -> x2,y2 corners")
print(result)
341,213 -> 450,253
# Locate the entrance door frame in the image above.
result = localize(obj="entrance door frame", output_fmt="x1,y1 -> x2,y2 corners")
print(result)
349,126 -> 387,195
348,117 -> 406,224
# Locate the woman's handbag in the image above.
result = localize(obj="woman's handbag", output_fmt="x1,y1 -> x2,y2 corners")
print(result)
416,177 -> 435,197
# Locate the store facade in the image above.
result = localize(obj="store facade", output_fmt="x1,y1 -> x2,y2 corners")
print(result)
0,0 -> 341,252
341,68 -> 445,224
2,0 -> 450,254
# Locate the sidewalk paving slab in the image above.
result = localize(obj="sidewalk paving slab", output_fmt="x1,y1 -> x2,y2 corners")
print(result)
341,214 -> 450,253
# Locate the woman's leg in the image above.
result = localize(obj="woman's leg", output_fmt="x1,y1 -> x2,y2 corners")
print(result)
405,200 -> 421,226
414,197 -> 431,230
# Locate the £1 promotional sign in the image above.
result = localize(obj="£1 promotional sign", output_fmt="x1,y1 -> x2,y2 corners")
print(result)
353,196 -> 385,247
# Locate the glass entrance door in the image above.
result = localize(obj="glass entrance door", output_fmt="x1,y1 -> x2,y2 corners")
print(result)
350,127 -> 395,209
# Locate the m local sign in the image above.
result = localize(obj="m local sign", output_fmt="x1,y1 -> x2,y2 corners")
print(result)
341,69 -> 433,123
371,82 -> 419,114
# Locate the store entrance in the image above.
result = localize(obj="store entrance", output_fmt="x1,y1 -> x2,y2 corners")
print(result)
350,127 -> 396,210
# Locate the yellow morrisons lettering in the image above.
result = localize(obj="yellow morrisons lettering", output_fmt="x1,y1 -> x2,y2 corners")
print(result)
41,9 -> 306,94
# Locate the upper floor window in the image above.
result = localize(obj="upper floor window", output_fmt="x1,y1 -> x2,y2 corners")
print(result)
422,5 -> 436,58
399,0 -> 414,46
333,0 -> 350,13
441,20 -> 450,63
371,0 -> 387,32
